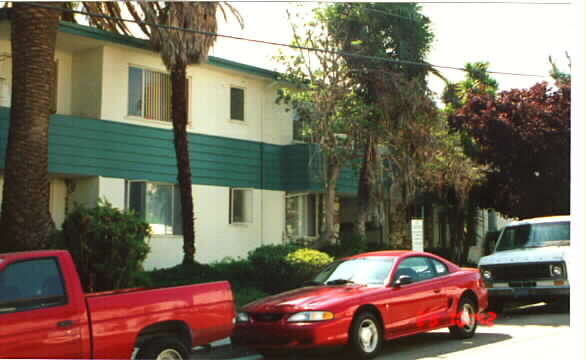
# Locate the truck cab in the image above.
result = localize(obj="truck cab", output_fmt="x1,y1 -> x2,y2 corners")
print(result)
478,216 -> 570,312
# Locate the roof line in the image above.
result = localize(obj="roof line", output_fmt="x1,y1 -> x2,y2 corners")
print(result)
58,21 -> 280,80
0,8 -> 280,80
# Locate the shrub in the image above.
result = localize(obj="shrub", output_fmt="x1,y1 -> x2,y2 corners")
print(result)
234,287 -> 269,308
285,248 -> 334,281
58,199 -> 151,292
148,262 -> 223,288
248,243 -> 303,293
212,257 -> 260,290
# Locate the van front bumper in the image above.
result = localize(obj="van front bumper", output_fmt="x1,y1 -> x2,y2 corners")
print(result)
487,284 -> 570,301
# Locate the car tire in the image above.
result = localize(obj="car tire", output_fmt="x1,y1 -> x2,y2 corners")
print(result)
449,296 -> 478,339
136,336 -> 190,360
349,311 -> 383,359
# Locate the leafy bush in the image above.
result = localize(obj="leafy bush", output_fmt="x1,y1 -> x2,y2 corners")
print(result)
285,248 -> 334,281
57,199 -> 151,292
248,243 -> 303,293
148,262 -> 223,287
212,257 -> 260,290
234,287 -> 269,308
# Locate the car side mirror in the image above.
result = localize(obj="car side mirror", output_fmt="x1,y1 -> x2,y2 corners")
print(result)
392,275 -> 413,288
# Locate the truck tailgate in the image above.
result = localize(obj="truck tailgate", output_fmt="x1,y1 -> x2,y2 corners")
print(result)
86,281 -> 235,359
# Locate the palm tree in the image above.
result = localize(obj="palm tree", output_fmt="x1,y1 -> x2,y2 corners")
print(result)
0,3 -> 63,252
136,2 -> 243,264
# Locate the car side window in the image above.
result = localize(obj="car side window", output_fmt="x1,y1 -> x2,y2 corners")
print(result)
0,258 -> 66,314
429,258 -> 449,277
395,257 -> 428,283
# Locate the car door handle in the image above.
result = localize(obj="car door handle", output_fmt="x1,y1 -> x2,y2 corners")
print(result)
433,289 -> 441,293
57,320 -> 74,328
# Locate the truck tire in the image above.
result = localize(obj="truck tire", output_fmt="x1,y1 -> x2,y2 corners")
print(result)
136,337 -> 190,360
449,296 -> 478,339
349,311 -> 383,359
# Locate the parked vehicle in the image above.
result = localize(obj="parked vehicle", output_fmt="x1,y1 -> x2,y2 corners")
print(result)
232,250 -> 488,359
478,215 -> 571,313
0,250 -> 235,359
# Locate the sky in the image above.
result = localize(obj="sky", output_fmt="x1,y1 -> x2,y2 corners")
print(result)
210,1 -> 572,100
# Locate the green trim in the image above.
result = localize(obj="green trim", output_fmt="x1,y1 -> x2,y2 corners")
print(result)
58,22 -> 280,80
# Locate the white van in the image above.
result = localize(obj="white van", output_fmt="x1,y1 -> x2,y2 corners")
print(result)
478,215 -> 570,312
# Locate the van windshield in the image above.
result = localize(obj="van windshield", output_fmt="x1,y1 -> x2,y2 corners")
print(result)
495,221 -> 570,252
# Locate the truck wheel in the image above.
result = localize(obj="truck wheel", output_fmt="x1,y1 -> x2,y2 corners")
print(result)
136,337 -> 190,360
349,311 -> 383,359
449,296 -> 478,339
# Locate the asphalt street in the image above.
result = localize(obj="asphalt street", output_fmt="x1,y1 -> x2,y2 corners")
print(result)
193,302 -> 570,360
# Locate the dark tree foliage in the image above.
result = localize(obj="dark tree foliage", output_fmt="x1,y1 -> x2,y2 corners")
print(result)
449,82 -> 570,219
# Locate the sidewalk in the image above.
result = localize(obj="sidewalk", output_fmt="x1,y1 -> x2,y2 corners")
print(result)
192,338 -> 263,360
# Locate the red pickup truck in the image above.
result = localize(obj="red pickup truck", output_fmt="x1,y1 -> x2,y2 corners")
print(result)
0,250 -> 235,359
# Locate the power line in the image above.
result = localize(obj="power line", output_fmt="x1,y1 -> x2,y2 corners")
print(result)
23,2 -> 549,79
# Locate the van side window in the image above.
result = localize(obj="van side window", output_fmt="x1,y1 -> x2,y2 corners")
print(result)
0,258 -> 66,314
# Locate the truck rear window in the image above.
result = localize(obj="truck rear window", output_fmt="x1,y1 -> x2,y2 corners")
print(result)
0,258 -> 66,313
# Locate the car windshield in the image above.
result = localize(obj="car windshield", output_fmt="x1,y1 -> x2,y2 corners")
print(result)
312,257 -> 396,286
495,221 -> 570,252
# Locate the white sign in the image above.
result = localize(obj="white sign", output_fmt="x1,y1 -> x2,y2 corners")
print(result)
411,219 -> 424,252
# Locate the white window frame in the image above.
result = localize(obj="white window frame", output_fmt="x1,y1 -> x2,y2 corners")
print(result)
285,192 -> 321,240
230,188 -> 253,225
229,85 -> 246,123
126,180 -> 183,236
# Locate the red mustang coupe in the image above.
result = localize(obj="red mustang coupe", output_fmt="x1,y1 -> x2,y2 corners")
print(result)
232,250 -> 488,359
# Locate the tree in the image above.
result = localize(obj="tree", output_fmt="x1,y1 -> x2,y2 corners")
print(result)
0,3 -> 63,252
135,2 -> 242,264
450,80 -> 570,219
275,7 -> 372,246
441,61 -> 500,263
323,3 -> 483,248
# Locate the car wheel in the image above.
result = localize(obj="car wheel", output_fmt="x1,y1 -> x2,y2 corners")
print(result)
449,296 -> 478,339
349,311 -> 383,359
136,336 -> 190,360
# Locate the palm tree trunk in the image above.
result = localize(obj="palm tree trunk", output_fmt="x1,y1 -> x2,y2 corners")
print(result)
0,3 -> 60,252
388,182 -> 411,249
170,65 -> 196,265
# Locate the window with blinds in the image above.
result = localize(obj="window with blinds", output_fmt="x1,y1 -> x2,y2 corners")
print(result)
128,66 -> 172,122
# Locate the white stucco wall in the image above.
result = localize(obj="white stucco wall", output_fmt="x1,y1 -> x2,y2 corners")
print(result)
142,185 -> 286,270
0,40 -> 74,115
71,47 -> 103,119
49,178 -> 67,229
99,45 -> 294,145
69,177 -> 100,210
97,177 -> 125,209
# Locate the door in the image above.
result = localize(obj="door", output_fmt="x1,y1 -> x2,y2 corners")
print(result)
0,257 -> 83,359
385,256 -> 440,336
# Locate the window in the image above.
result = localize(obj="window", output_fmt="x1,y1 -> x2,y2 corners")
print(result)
230,87 -> 245,121
395,256 -> 442,283
430,258 -> 449,276
230,188 -> 252,224
49,60 -> 58,114
286,194 -> 320,239
127,182 -> 183,235
292,110 -> 306,142
128,66 -> 172,122
0,258 -> 66,313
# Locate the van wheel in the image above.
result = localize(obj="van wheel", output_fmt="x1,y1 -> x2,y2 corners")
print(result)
349,311 -> 383,359
449,296 -> 478,339
136,337 -> 190,360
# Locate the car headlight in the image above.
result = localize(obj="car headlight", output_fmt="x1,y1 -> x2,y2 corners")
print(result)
287,311 -> 334,322
236,312 -> 250,323
482,270 -> 492,280
550,264 -> 564,277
